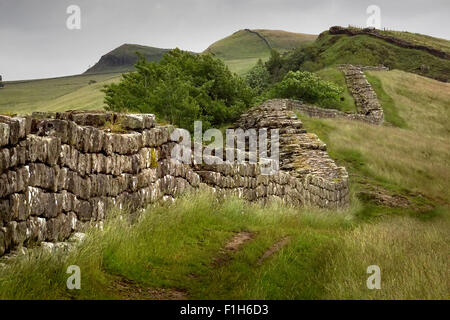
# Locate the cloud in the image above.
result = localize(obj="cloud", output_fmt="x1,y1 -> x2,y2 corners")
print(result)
0,0 -> 448,80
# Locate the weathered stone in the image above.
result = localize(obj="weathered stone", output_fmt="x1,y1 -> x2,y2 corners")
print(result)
0,122 -> 10,147
118,113 -> 155,130
0,229 -> 5,255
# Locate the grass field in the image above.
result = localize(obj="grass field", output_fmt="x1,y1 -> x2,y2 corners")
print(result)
301,70 -> 450,205
0,73 -> 121,114
0,191 -> 447,300
0,70 -> 448,300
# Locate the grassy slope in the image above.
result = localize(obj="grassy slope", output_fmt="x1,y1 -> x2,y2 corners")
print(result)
379,30 -> 450,54
301,70 -> 450,205
1,70 -> 449,300
1,192 -> 447,300
205,29 -> 317,75
287,33 -> 450,82
315,67 -> 356,112
0,73 -> 121,114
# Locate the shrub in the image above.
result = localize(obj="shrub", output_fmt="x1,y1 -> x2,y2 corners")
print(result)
269,71 -> 343,107
103,49 -> 254,132
245,59 -> 271,95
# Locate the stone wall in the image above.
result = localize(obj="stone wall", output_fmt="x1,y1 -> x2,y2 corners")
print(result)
288,64 -> 384,125
0,101 -> 349,256
338,64 -> 384,124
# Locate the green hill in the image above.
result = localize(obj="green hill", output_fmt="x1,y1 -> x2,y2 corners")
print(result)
277,29 -> 450,82
0,73 -> 121,114
205,29 -> 317,75
84,44 -> 171,74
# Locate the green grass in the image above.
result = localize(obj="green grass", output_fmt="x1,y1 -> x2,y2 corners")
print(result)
206,29 -> 316,60
364,72 -> 407,127
283,33 -> 450,82
0,191 -> 448,300
379,30 -> 450,54
206,29 -> 317,75
299,70 -> 450,207
315,67 -> 356,112
0,73 -> 121,114
223,56 -> 271,76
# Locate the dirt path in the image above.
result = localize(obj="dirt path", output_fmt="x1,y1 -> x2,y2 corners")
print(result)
257,236 -> 291,265
212,231 -> 255,267
109,276 -> 187,300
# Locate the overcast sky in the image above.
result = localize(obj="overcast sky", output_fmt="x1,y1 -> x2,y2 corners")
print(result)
1,0 -> 449,81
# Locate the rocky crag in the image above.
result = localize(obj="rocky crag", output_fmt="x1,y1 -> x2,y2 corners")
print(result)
290,64 -> 385,125
0,100 -> 348,256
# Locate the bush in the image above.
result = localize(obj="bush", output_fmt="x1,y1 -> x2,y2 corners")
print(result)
103,49 -> 254,132
245,59 -> 271,95
269,71 -> 343,107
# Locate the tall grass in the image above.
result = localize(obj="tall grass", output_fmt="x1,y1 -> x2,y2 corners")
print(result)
301,70 -> 450,204
0,191 -> 447,300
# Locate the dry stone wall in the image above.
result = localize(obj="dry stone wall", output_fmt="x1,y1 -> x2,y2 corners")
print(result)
339,64 -> 384,123
289,64 -> 384,125
0,101 -> 349,256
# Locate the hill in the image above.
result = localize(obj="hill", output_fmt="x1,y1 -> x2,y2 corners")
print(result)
0,73 -> 121,114
277,28 -> 450,82
84,44 -> 171,74
205,29 -> 317,75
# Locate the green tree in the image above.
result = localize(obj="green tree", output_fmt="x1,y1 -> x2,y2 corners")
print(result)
245,59 -> 270,95
269,70 -> 343,107
103,49 -> 254,132
265,50 -> 283,82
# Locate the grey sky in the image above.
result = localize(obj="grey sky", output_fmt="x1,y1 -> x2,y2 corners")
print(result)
1,0 -> 449,81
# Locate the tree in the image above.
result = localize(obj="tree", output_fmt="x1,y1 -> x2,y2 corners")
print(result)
245,59 -> 270,95
265,50 -> 284,82
269,71 -> 343,107
103,49 -> 254,132
0,75 -> 4,88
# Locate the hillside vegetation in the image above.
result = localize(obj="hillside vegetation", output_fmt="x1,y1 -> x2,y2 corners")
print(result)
103,49 -> 253,131
314,67 -> 356,112
205,29 -> 317,75
0,73 -> 120,114
379,30 -> 450,54
301,70 -> 450,205
272,32 -> 450,82
1,190 -> 448,300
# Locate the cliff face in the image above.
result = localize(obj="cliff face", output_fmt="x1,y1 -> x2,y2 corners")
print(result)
0,100 -> 349,256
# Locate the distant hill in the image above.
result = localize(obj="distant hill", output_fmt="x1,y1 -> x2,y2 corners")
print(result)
84,44 -> 171,74
278,27 -> 450,82
83,30 -> 317,76
204,29 -> 317,74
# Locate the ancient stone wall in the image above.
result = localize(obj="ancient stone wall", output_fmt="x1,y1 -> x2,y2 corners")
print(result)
287,65 -> 384,125
0,102 -> 349,256
338,64 -> 384,124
